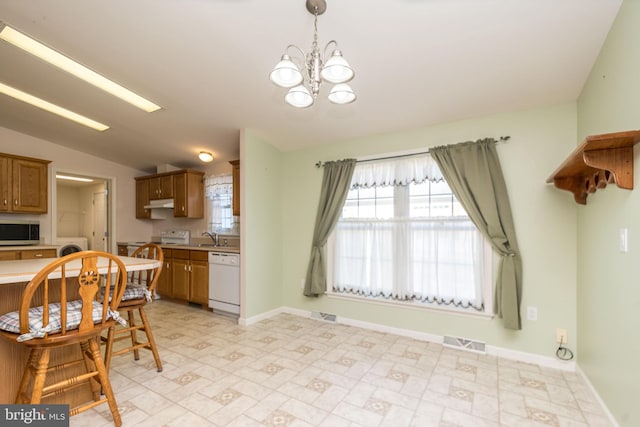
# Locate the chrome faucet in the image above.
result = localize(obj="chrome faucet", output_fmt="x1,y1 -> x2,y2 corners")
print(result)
202,231 -> 218,246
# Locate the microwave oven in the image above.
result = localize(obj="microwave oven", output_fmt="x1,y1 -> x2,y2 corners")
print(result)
0,220 -> 40,245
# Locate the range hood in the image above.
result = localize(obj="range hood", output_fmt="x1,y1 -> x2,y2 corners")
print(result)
144,198 -> 174,209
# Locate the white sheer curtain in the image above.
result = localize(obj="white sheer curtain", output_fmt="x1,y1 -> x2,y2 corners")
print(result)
332,219 -> 484,309
351,155 -> 443,187
330,154 -> 486,310
204,175 -> 233,232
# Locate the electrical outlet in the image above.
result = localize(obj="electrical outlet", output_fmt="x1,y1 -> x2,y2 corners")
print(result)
526,306 -> 538,321
556,328 -> 567,344
620,228 -> 629,252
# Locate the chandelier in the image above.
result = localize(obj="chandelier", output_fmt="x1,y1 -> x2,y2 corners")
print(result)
269,0 -> 355,108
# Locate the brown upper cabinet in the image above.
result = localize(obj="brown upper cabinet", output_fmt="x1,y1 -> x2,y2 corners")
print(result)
0,153 -> 50,214
135,178 -> 151,219
230,160 -> 240,216
148,174 -> 174,200
173,170 -> 204,218
135,169 -> 204,219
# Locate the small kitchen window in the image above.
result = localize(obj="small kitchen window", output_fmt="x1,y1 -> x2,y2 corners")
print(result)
204,174 -> 234,233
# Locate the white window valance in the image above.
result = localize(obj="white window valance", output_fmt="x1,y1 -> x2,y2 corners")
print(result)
204,174 -> 232,200
350,154 -> 443,188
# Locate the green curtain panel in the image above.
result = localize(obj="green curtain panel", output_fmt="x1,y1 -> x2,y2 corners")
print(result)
431,139 -> 523,330
304,159 -> 357,296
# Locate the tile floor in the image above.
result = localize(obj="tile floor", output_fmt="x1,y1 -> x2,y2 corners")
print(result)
74,300 -> 613,427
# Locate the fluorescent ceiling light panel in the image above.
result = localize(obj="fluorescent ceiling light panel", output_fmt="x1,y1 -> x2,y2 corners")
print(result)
0,22 -> 161,113
0,82 -> 109,131
56,174 -> 94,183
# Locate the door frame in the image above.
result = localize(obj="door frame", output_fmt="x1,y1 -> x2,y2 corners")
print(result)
51,167 -> 117,254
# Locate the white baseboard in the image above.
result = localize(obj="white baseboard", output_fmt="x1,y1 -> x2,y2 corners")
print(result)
576,365 -> 619,427
238,306 -> 285,326
486,344 -> 575,372
275,306 -> 574,371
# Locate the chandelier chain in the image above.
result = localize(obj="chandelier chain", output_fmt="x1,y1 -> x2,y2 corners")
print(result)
313,7 -> 319,49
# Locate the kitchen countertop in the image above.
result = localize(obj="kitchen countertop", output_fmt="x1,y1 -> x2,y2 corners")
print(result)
117,242 -> 240,254
0,255 -> 161,285
160,244 -> 240,253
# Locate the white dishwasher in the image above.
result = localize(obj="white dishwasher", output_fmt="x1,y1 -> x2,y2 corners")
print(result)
208,252 -> 240,315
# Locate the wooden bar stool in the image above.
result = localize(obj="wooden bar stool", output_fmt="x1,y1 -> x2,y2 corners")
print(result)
0,251 -> 128,427
104,243 -> 164,372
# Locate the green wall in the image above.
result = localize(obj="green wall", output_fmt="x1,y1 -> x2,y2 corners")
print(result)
577,1 -> 640,425
276,103 -> 578,358
242,129 -> 284,318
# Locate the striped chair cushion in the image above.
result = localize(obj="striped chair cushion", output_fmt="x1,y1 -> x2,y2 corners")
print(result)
0,300 -> 125,342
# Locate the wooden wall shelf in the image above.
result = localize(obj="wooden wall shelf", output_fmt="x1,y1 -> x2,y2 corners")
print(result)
546,130 -> 640,204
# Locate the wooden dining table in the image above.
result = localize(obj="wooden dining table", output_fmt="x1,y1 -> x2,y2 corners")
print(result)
0,255 -> 161,405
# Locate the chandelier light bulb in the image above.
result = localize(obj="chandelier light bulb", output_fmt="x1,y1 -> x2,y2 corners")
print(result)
320,50 -> 354,83
285,85 -> 314,108
328,83 -> 356,105
269,54 -> 303,88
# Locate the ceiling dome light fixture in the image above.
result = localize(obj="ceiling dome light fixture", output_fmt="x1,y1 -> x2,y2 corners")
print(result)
198,151 -> 213,162
269,0 -> 355,108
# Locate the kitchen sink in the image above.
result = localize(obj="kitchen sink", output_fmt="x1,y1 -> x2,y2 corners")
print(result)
196,244 -> 218,247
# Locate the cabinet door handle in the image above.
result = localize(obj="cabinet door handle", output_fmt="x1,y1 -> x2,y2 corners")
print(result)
14,199 -> 18,206
3,199 -> 6,205
35,253 -> 43,257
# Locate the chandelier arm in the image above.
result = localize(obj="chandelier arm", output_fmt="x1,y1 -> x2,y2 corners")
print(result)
322,40 -> 339,58
283,44 -> 309,73
284,44 -> 307,60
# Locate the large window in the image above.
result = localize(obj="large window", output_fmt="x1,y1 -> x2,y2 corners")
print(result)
328,155 -> 491,312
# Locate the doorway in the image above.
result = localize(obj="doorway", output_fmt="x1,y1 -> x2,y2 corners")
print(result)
55,171 -> 112,253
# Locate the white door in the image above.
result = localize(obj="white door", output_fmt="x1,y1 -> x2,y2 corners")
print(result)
92,190 -> 107,251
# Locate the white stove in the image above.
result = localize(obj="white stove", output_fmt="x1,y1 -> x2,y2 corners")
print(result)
160,230 -> 190,246
124,230 -> 190,256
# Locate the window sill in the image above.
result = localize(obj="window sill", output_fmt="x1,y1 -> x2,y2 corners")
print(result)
325,291 -> 495,320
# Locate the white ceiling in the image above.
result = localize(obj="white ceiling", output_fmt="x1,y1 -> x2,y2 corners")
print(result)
0,0 -> 622,173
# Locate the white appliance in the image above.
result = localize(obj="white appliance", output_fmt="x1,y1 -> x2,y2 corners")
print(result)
57,237 -> 88,257
124,230 -> 190,256
160,230 -> 190,245
209,252 -> 240,315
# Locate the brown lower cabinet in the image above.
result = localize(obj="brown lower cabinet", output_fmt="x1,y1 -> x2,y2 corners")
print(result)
0,248 -> 57,260
156,248 -> 172,296
156,248 -> 208,305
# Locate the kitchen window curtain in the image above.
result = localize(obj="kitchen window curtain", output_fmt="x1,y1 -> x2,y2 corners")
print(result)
430,139 -> 523,330
204,175 -> 233,231
304,159 -> 357,297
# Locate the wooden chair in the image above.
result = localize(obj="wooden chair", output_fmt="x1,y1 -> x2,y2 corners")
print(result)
104,243 -> 164,372
0,251 -> 127,427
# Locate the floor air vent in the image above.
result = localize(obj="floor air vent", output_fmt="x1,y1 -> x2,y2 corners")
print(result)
443,336 -> 486,354
311,311 -> 337,322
